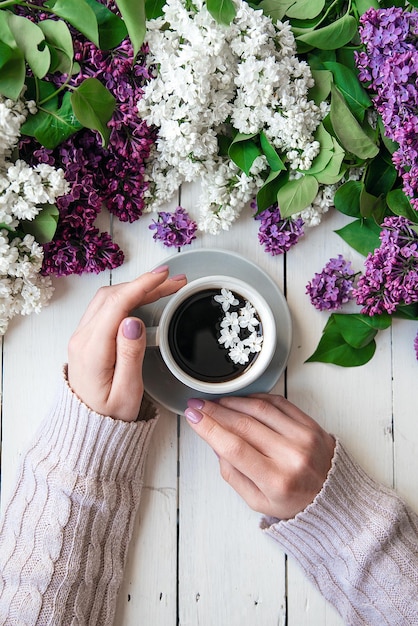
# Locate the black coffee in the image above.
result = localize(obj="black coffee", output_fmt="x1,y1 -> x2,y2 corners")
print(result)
168,288 -> 261,383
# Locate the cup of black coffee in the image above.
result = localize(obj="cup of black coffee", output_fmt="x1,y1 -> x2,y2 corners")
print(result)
146,275 -> 277,394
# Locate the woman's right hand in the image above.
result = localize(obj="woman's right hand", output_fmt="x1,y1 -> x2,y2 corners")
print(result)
184,394 -> 336,520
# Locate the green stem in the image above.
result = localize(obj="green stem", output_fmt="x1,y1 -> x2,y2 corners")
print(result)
38,74 -> 75,106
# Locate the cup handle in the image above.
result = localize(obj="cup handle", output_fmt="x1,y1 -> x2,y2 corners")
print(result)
146,326 -> 160,348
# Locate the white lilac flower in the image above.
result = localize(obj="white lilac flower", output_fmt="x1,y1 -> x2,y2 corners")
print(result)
0,230 -> 54,334
137,0 -> 325,234
238,302 -> 259,331
0,96 -> 68,334
220,310 -> 241,333
214,290 -> 264,365
228,342 -> 250,365
243,331 -> 263,353
214,288 -> 240,312
218,327 -> 239,349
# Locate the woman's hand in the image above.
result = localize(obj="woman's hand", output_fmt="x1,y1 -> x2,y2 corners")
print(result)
68,266 -> 186,422
184,394 -> 335,520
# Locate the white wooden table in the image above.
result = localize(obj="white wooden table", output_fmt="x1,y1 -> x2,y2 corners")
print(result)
1,182 -> 417,626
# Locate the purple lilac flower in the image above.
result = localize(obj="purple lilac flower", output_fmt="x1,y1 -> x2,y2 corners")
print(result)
149,207 -> 197,248
253,203 -> 304,255
414,331 -> 418,360
356,7 -> 418,210
17,0 -> 156,276
306,255 -> 356,311
353,216 -> 418,315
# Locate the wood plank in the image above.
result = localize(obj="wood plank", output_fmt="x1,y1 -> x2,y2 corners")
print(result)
112,209 -> 180,626
392,318 -> 418,510
178,185 -> 287,625
285,209 -> 394,625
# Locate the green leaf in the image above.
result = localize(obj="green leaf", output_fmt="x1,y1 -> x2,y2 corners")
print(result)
0,40 -> 13,70
0,46 -> 25,100
313,137 -> 345,184
0,9 -> 17,48
21,91 -> 83,148
258,0 -> 294,21
45,0 -> 100,47
85,0 -> 128,49
7,13 -> 50,79
309,69 -> 332,104
228,133 -> 262,176
255,170 -> 288,214
354,0 -> 380,14
335,218 -> 381,256
277,175 -> 319,218
296,14 -> 358,50
377,116 -> 398,155
286,0 -> 325,19
359,187 -> 386,223
207,0 -> 236,24
145,0 -> 165,19
259,131 -> 286,172
22,204 -> 59,244
323,61 -> 371,122
334,180 -> 363,218
306,316 -> 376,366
115,0 -> 146,57
387,189 -> 418,223
330,85 -> 379,159
305,122 -> 334,175
38,19 -> 74,74
71,77 -> 116,147
393,304 -> 418,320
333,313 -> 391,349
364,153 -> 397,197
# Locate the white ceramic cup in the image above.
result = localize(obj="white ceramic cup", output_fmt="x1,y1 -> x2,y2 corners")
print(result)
146,275 -> 277,394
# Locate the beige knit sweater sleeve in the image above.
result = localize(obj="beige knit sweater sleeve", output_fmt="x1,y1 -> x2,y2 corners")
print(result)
0,372 -> 158,626
262,440 -> 418,625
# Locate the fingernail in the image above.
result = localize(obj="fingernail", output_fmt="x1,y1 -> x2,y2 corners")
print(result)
185,408 -> 203,424
123,318 -> 143,340
170,273 -> 187,281
152,264 -> 169,274
187,398 -> 204,410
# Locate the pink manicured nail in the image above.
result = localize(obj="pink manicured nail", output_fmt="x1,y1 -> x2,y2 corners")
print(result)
170,273 -> 187,281
152,264 -> 169,274
187,398 -> 204,410
122,318 -> 143,340
185,408 -> 203,424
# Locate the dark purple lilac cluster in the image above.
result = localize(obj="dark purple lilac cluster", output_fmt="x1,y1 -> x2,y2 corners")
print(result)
353,216 -> 418,316
306,255 -> 356,311
18,1 -> 156,276
356,6 -> 418,210
253,203 -> 304,255
149,207 -> 197,248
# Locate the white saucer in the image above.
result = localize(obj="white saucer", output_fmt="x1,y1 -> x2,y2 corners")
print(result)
135,249 -> 292,414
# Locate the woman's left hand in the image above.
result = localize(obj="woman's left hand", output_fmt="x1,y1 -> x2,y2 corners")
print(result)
68,267 -> 186,421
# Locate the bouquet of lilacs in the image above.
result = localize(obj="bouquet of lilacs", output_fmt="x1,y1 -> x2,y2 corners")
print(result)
0,96 -> 68,333
298,3 -> 418,366
14,0 -> 156,276
137,0 -> 331,236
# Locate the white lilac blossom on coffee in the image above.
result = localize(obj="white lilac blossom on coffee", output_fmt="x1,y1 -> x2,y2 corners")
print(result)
0,96 -> 69,334
138,0 -> 329,234
214,289 -> 263,365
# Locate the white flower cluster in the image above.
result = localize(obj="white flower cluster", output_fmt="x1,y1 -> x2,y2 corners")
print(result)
138,0 -> 326,234
214,288 -> 263,365
0,96 -> 69,334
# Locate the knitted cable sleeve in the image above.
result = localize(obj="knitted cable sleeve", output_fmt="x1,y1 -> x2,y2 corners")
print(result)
262,440 -> 418,626
0,372 -> 158,626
